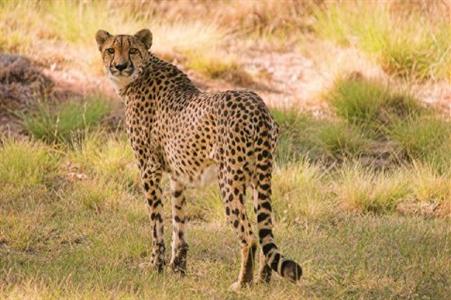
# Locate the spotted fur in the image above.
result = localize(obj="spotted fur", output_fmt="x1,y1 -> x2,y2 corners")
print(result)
96,29 -> 302,288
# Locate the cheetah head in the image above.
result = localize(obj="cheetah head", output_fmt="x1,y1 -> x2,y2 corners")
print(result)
95,29 -> 152,89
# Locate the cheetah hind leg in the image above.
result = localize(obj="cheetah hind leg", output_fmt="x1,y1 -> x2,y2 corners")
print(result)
218,169 -> 257,290
253,188 -> 272,284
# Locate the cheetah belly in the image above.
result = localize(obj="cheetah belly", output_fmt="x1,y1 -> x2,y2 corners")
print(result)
176,147 -> 218,188
177,164 -> 218,188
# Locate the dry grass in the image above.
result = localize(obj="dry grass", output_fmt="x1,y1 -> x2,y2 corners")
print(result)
1,1 -> 451,298
313,1 -> 451,81
1,128 -> 450,298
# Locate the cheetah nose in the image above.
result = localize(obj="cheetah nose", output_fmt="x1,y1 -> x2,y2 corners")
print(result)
115,63 -> 128,71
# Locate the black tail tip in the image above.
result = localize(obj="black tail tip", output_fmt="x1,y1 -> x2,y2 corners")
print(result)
282,260 -> 302,282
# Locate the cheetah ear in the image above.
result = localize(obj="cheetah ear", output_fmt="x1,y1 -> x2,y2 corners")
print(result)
134,29 -> 152,50
95,30 -> 112,51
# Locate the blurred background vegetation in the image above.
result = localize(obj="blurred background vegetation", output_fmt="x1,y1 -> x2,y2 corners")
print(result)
0,1 -> 450,299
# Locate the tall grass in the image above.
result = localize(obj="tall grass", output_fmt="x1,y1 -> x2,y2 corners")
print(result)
325,77 -> 424,136
334,164 -> 410,213
313,1 -> 451,80
69,132 -> 139,191
0,139 -> 59,205
388,115 -> 451,170
22,97 -> 111,144
272,108 -> 370,164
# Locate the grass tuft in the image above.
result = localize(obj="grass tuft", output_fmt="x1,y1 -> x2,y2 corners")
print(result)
334,164 -> 410,213
272,108 -> 370,164
313,2 -> 451,80
406,163 -> 451,204
22,97 -> 111,145
272,161 -> 330,221
185,51 -> 254,86
0,139 -> 59,205
325,77 -> 424,136
388,115 -> 451,170
69,132 -> 139,191
0,139 -> 58,189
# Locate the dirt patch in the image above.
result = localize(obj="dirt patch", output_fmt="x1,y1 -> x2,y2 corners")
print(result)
0,54 -> 53,109
0,54 -> 56,137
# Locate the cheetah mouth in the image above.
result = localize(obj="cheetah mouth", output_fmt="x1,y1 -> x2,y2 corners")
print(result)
109,67 -> 135,77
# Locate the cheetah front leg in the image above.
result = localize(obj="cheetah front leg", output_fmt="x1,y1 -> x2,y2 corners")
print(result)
141,163 -> 165,272
169,178 -> 189,275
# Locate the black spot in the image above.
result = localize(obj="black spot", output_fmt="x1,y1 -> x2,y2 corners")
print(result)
260,184 -> 270,191
259,228 -> 273,240
260,201 -> 272,211
270,253 -> 281,270
257,213 -> 270,223
262,242 -> 277,255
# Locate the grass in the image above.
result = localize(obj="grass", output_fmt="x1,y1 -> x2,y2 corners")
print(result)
323,75 -> 450,170
333,164 -> 409,213
271,108 -> 370,165
185,51 -> 254,86
1,181 -> 450,298
325,77 -> 424,136
22,97 -> 111,145
388,115 -> 451,170
1,123 -> 450,298
0,139 -> 59,205
1,0 -> 451,298
313,1 -> 451,81
405,163 -> 451,205
0,1 -> 235,82
68,132 -> 140,191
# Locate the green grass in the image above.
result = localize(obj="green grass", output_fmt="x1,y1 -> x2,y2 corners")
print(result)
1,127 -> 450,298
184,50 -> 254,86
388,115 -> 451,171
0,139 -> 59,205
323,76 -> 450,171
333,164 -> 409,213
271,108 -> 370,164
1,188 -> 450,298
22,97 -> 111,145
69,132 -> 140,191
325,77 -> 424,136
313,2 -> 451,80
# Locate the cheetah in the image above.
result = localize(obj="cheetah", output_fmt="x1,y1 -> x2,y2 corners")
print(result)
95,29 -> 302,289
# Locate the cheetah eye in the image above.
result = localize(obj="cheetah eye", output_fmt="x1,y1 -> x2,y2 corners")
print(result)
130,48 -> 139,54
106,48 -> 114,54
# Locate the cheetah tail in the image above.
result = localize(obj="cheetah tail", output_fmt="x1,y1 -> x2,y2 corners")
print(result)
254,125 -> 302,283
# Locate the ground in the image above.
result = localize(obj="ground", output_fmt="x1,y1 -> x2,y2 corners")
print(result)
0,1 -> 450,299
